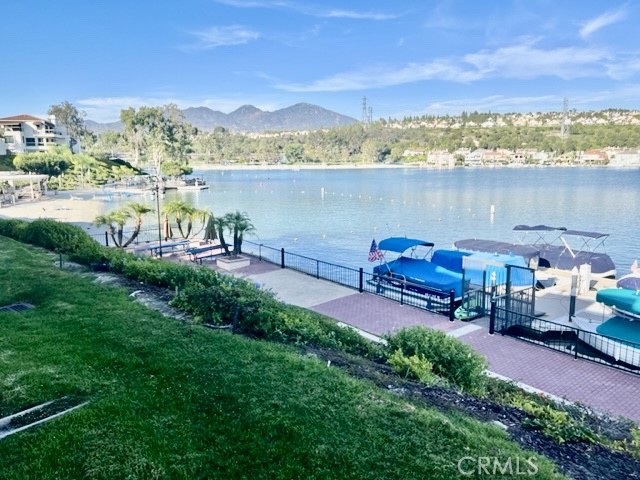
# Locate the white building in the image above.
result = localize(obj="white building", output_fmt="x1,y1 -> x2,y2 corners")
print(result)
0,114 -> 73,154
608,149 -> 640,167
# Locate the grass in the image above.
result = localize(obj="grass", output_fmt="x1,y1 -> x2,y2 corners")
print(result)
0,236 -> 565,479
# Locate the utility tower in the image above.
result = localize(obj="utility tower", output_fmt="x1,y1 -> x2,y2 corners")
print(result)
361,96 -> 369,124
560,97 -> 570,137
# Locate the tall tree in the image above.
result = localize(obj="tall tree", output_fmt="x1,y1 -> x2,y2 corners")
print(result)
48,101 -> 90,151
120,105 -> 194,174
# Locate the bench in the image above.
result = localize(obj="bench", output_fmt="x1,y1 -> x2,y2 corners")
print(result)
148,240 -> 190,257
185,243 -> 231,263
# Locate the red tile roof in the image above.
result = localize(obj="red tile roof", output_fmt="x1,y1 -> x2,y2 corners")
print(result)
0,114 -> 47,123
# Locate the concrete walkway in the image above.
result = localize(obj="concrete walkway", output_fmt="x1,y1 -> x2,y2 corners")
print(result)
228,260 -> 640,423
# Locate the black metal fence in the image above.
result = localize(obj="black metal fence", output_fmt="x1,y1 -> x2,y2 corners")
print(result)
458,261 -> 537,320
489,293 -> 640,374
90,227 -> 162,247
242,240 -> 457,319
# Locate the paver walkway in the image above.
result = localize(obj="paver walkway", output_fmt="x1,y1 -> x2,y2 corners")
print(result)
227,260 -> 640,422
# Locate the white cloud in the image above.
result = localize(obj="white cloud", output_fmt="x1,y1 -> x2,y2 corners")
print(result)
324,9 -> 399,20
215,0 -> 398,20
463,40 -> 609,80
277,60 -> 481,92
579,6 -> 628,39
276,39 -> 612,92
185,25 -> 259,50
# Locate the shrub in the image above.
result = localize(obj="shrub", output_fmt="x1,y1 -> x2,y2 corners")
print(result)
387,350 -> 437,384
386,326 -> 487,393
0,218 -> 29,240
0,217 -> 382,361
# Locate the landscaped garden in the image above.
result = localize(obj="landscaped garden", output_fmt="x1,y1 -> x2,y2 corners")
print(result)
0,219 -> 639,479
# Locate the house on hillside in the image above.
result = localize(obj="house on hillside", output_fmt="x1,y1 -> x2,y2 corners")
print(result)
0,114 -> 73,154
608,149 -> 640,167
426,150 -> 455,168
576,150 -> 608,165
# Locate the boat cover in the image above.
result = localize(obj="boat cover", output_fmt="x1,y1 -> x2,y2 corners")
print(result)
513,225 -> 566,232
378,237 -> 434,253
453,239 -> 540,267
463,251 -> 532,287
596,316 -> 640,346
373,257 -> 463,297
537,245 -> 616,277
596,288 -> 640,316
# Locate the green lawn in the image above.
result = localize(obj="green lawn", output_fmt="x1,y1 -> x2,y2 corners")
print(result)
0,237 -> 564,479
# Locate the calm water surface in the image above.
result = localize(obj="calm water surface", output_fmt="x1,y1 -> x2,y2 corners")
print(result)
164,167 -> 639,274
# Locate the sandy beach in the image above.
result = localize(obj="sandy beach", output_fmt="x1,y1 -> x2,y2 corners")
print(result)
0,190 -> 110,233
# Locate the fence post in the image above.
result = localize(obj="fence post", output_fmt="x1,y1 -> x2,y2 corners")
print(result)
316,260 -> 320,279
574,329 -> 580,359
400,282 -> 404,305
358,268 -> 363,293
104,231 -> 109,247
280,248 -> 285,269
448,289 -> 456,321
259,244 -> 263,261
489,299 -> 496,335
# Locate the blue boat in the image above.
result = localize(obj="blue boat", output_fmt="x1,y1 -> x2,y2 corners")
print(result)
596,288 -> 640,319
372,237 -> 464,298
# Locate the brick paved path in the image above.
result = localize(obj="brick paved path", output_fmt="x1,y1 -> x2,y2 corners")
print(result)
234,260 -> 640,422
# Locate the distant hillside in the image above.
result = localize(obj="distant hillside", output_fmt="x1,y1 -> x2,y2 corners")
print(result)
85,103 -> 357,134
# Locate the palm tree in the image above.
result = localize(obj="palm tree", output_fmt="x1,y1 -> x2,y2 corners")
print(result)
163,200 -> 208,239
123,202 -> 153,247
225,210 -> 255,255
94,201 -> 153,248
212,215 -> 231,255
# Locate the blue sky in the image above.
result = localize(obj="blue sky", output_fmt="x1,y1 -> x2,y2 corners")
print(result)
6,0 -> 640,122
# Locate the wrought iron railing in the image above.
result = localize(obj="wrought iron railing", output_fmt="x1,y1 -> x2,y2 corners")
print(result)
489,300 -> 640,374
242,240 -> 457,319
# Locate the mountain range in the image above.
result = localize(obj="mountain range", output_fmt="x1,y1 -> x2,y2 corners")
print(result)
85,103 -> 357,134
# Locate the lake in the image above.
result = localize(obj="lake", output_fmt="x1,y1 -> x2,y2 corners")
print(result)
165,166 -> 639,275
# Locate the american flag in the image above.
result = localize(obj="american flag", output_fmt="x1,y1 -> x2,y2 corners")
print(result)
368,239 -> 384,262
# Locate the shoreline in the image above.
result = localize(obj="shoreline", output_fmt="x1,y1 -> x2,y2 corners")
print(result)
190,162 -> 418,171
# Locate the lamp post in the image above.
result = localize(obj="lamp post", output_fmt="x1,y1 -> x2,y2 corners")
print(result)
155,179 -> 163,258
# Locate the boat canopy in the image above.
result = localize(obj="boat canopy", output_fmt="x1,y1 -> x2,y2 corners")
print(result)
378,237 -> 434,253
562,230 -> 609,239
513,224 -> 566,232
